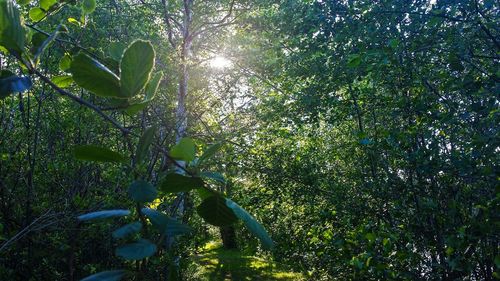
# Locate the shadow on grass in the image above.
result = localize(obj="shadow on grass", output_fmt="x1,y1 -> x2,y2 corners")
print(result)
191,242 -> 304,281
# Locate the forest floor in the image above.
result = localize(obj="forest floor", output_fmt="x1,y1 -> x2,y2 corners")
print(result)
186,241 -> 306,281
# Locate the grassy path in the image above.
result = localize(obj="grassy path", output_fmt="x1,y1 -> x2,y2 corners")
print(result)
186,242 -> 306,281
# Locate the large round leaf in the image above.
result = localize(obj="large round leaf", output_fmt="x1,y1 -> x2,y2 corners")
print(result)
115,239 -> 157,260
70,53 -> 121,98
119,40 -> 154,98
196,195 -> 237,227
170,137 -> 196,162
128,180 -> 157,203
0,0 -> 25,53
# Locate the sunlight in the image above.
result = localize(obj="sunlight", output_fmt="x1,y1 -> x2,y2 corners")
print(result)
209,55 -> 232,69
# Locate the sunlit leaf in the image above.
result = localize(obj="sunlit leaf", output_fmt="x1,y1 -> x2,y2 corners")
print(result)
70,53 -> 121,98
0,0 -> 26,53
170,137 -> 196,162
52,75 -> 73,88
120,40 -> 154,98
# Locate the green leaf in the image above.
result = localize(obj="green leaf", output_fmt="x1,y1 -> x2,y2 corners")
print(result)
70,53 -> 121,98
226,199 -> 274,250
119,40 -> 154,98
115,239 -> 157,260
143,71 -> 162,99
347,54 -> 362,68
128,180 -> 157,203
82,0 -> 96,14
73,145 -> 127,163
81,270 -> 125,281
170,137 -> 196,162
159,173 -> 204,193
198,143 -> 222,165
0,71 -> 32,99
112,222 -> 142,239
196,195 -> 238,227
0,0 -> 25,53
34,26 -> 64,61
135,126 -> 156,164
28,7 -> 45,22
124,72 -> 162,115
52,75 -> 73,88
77,210 -> 130,221
141,208 -> 192,236
40,0 -> 56,10
200,171 -> 225,184
108,42 -> 126,61
59,54 -> 71,71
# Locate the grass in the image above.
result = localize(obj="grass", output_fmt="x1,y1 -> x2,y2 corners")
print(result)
186,241 -> 306,281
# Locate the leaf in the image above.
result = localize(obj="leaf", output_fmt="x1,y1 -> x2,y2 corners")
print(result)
81,270 -> 126,281
119,40 -> 154,98
70,53 -> 121,98
347,54 -> 362,68
112,222 -> 142,239
124,72 -> 162,115
159,173 -> 204,193
115,239 -> 157,260
77,210 -> 130,221
0,0 -> 25,53
28,7 -> 45,22
52,75 -> 73,88
135,126 -> 156,164
40,0 -> 56,10
73,145 -> 127,163
108,42 -> 126,61
141,208 -> 192,236
226,199 -> 274,250
0,71 -> 32,99
128,180 -> 157,203
143,71 -> 162,100
196,195 -> 238,227
82,0 -> 96,14
34,26 -> 63,61
198,143 -> 222,165
170,137 -> 196,162
200,171 -> 226,184
59,54 -> 72,71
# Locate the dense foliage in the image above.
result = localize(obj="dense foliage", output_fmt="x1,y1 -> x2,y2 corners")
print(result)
0,0 -> 498,280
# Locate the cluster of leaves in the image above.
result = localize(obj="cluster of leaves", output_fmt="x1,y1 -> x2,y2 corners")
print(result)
0,0 -> 273,280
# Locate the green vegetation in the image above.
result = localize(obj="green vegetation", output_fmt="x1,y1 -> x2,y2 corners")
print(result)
187,241 -> 305,281
0,0 -> 498,280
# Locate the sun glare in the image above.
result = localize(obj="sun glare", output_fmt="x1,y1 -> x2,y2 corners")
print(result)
210,56 -> 232,69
